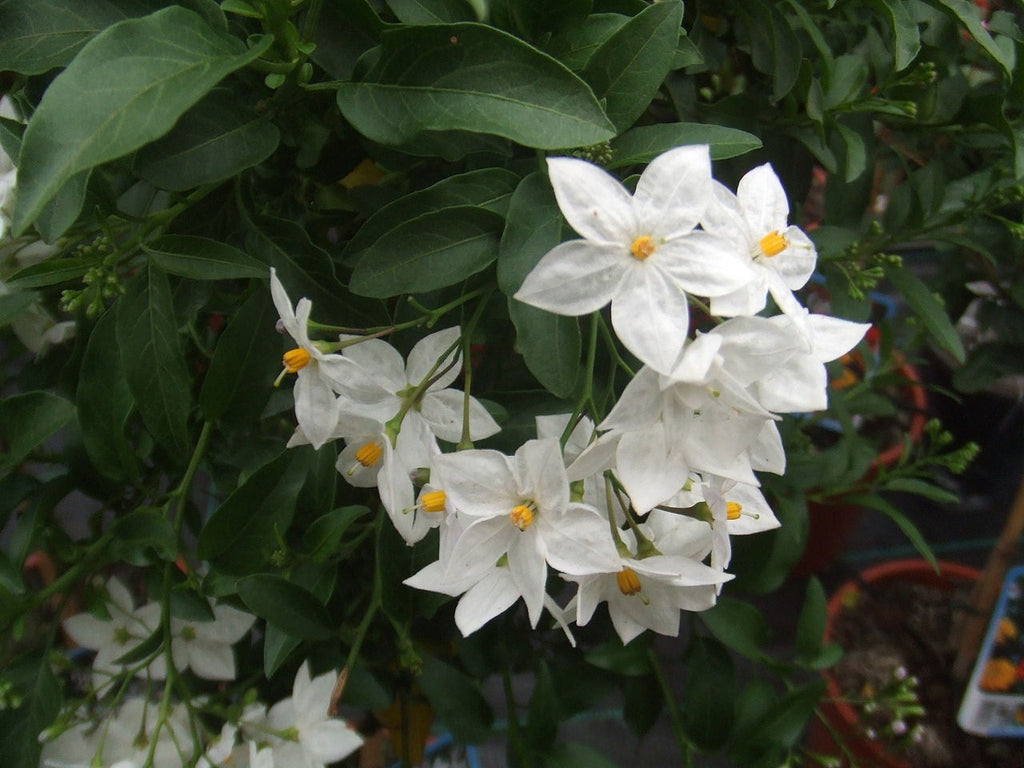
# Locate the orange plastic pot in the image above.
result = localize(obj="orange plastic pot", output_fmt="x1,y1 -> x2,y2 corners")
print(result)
807,559 -> 981,768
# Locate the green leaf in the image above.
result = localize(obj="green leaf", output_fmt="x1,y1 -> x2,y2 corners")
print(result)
76,309 -> 138,482
343,168 -> 519,261
132,88 -> 280,190
733,680 -> 825,757
12,6 -> 273,233
835,122 -> 867,182
6,255 -> 91,289
924,0 -> 1015,76
699,597 -> 770,661
0,0 -> 166,75
197,449 -> 309,571
581,0 -> 683,131
237,574 -> 335,640
498,172 -> 580,398
742,2 -> 801,102
0,391 -> 75,473
608,122 -> 762,167
584,637 -> 652,676
116,264 -> 193,461
547,13 -> 630,71
543,742 -> 620,768
846,493 -> 938,569
144,235 -> 268,280
0,550 -> 25,597
885,264 -> 965,363
418,654 -> 494,744
0,291 -> 40,327
199,289 -> 281,425
683,636 -> 736,751
384,0 -> 475,23
35,169 -> 91,241
882,477 -> 959,503
337,23 -> 615,150
350,206 -> 504,298
0,652 -> 62,768
263,623 -> 302,678
622,674 -> 662,736
311,0 -> 383,80
108,508 -> 178,562
303,506 -> 371,562
794,577 -> 827,662
526,660 -> 560,752
871,0 -> 921,71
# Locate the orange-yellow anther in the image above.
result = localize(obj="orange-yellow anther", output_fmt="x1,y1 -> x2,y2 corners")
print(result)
420,491 -> 447,513
727,501 -> 743,520
616,567 -> 642,596
355,442 -> 383,468
509,505 -> 535,531
282,347 -> 312,373
758,230 -> 788,258
630,235 -> 656,260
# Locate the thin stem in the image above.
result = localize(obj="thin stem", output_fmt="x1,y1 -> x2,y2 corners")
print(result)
456,287 -> 493,450
647,646 -> 694,766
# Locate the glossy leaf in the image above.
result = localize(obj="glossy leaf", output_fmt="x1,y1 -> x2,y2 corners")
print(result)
12,6 -> 272,233
116,265 -> 193,461
144,235 -> 268,280
238,574 -> 335,640
303,506 -> 371,562
699,597 -> 770,661
581,0 -> 683,131
35,169 -> 90,241
742,2 -> 801,102
77,309 -> 138,482
337,23 -> 615,149
133,88 -> 280,191
384,0 -> 475,23
0,391 -> 76,473
547,13 -> 629,71
197,449 -> 309,571
6,255 -> 91,289
263,623 -> 302,678
350,206 -> 504,298
608,122 -> 762,167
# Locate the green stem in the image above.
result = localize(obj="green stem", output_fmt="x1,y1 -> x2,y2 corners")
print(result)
456,287 -> 493,450
647,646 -> 694,766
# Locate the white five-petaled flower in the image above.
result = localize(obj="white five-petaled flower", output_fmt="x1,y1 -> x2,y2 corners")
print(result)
269,268 -> 357,450
701,163 -> 818,337
136,601 -> 255,682
514,145 -> 755,374
265,661 -> 363,768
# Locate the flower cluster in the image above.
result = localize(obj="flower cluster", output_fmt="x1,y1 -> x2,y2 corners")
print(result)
43,579 -> 361,768
270,146 -> 869,644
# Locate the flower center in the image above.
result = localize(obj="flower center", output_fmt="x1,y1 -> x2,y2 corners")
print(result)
355,442 -> 383,468
282,347 -> 312,373
727,501 -> 743,520
181,625 -> 197,641
114,626 -> 133,645
509,504 -> 535,530
616,567 -> 642,596
630,235 -> 656,260
758,230 -> 788,258
420,490 -> 447,513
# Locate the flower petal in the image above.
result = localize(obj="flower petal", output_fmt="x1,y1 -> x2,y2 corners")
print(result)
546,155 -> 636,243
514,239 -> 625,315
634,144 -> 712,236
611,264 -> 690,374
454,569 -> 520,635
407,326 -> 461,389
737,163 -> 789,234
186,639 -> 236,681
293,373 -> 341,450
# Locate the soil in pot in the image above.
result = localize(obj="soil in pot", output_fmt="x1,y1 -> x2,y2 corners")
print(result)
821,561 -> 1024,768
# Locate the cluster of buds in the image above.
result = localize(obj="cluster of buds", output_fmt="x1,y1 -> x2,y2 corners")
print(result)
857,666 -> 927,749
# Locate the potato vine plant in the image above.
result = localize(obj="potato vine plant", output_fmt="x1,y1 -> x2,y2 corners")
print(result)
0,1 -> 1017,768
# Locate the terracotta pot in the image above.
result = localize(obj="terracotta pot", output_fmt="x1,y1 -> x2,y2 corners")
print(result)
790,360 -> 930,577
807,559 -> 981,768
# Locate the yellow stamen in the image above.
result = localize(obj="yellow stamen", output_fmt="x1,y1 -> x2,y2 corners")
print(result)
420,491 -> 447,513
509,504 -> 535,530
616,567 -> 642,596
758,230 -> 788,258
282,347 -> 312,373
355,442 -> 383,468
630,235 -> 656,260
727,501 -> 743,520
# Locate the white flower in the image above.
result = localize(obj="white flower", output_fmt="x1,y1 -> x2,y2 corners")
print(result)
136,601 -> 255,681
514,146 -> 754,375
265,662 -> 362,768
337,326 -> 500,443
701,163 -> 818,334
269,268 -> 359,449
425,438 -> 620,627
62,577 -> 156,690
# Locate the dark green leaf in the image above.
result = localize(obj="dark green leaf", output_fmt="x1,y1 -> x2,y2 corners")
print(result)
871,0 -> 921,71
0,550 -> 25,597
377,520 -> 449,623
795,577 -> 827,662
133,88 -> 280,190
735,680 -> 825,752
418,654 -> 494,744
742,2 -> 801,101
35,169 -> 90,241
303,506 -> 371,562
683,636 -> 736,750
350,206 -> 504,298
885,264 -> 965,363
547,13 -> 630,71
237,574 -> 335,640
622,673 -> 662,736
116,264 -> 193,461
12,6 -> 273,233
263,622 -> 302,678
543,742 -> 620,768
0,391 -> 75,473
584,638 -> 652,676
169,586 -> 216,622
197,449 -> 309,571
0,652 -> 62,768
311,0 -> 383,80
581,0 -> 683,131
699,597 -> 770,661
846,493 -> 937,569
144,235 -> 268,280
6,255 -> 91,288
507,303 -> 581,398
77,309 -> 138,482
384,0 -> 475,23
526,660 -> 560,752
608,122 -> 762,167
882,477 -> 959,503
109,508 -> 177,562
337,23 -> 615,149
0,0 -> 167,74
924,0 -> 1015,76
